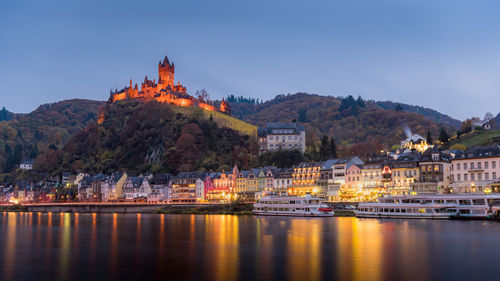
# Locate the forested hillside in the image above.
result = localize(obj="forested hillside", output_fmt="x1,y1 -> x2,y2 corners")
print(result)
0,99 -> 104,173
35,101 -> 258,175
229,93 -> 456,149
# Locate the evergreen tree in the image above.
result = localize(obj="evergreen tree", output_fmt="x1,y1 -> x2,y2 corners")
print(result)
395,104 -> 403,111
439,128 -> 450,143
426,130 -> 433,144
319,135 -> 330,160
298,109 -> 308,122
329,137 -> 337,158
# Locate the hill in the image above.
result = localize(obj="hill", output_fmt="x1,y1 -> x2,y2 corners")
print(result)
169,105 -> 257,136
375,101 -> 461,128
448,129 -> 500,148
0,99 -> 104,173
0,107 -> 15,122
229,93 -> 457,149
35,101 -> 258,175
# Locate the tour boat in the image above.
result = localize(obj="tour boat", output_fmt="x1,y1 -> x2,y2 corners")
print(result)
356,194 -> 500,219
253,195 -> 334,217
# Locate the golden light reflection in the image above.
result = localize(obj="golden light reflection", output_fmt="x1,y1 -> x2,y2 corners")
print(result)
136,213 -> 142,246
286,218 -> 322,281
3,213 -> 17,281
109,213 -> 118,279
205,215 -> 240,281
57,213 -> 71,280
336,218 -> 383,281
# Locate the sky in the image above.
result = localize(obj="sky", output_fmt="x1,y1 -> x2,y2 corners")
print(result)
1,0 -> 500,120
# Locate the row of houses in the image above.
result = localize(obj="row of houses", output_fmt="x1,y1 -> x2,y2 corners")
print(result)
4,144 -> 500,204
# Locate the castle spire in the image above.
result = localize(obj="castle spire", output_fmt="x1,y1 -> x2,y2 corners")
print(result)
162,55 -> 170,66
129,79 -> 132,88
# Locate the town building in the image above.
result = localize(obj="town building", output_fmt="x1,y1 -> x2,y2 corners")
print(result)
411,148 -> 451,194
289,162 -> 323,197
257,122 -> 306,153
19,159 -> 34,170
171,172 -> 206,203
449,145 -> 500,193
345,164 -> 363,189
390,154 -> 420,195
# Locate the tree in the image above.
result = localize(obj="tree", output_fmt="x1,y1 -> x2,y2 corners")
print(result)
439,128 -> 449,143
395,104 -> 403,111
461,119 -> 473,134
329,137 -> 337,158
298,109 -> 308,122
319,135 -> 330,160
426,130 -> 433,144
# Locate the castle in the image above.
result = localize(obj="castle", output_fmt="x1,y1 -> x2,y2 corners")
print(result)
109,55 -> 231,115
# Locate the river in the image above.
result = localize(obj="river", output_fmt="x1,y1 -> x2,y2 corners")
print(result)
0,212 -> 499,281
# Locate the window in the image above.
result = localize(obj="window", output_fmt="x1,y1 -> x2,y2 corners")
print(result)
457,163 -> 461,170
478,162 -> 482,169
457,174 -> 461,181
485,162 -> 489,169
494,172 -> 497,180
464,174 -> 468,181
464,163 -> 467,170
485,173 -> 489,180
269,136 -> 273,140
471,174 -> 475,181
478,173 -> 482,181
471,163 -> 474,169
493,161 -> 497,169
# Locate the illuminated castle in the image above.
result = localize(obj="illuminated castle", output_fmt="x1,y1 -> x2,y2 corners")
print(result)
109,55 -> 230,115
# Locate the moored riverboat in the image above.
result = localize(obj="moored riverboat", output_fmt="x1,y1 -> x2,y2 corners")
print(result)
356,194 -> 500,219
253,195 -> 334,217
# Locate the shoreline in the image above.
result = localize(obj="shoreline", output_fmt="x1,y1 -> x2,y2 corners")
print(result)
0,203 -> 356,216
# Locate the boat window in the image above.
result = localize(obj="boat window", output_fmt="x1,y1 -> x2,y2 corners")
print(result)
419,209 -> 426,213
434,200 -> 444,204
472,199 -> 486,206
426,209 -> 433,214
459,200 -> 471,205
401,209 -> 406,213
459,209 -> 471,214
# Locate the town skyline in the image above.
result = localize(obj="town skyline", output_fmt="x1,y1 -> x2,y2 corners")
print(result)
2,0 -> 500,120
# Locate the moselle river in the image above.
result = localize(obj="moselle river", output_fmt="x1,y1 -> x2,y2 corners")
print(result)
0,212 -> 499,281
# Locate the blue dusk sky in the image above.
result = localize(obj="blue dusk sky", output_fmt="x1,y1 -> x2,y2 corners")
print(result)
1,0 -> 500,120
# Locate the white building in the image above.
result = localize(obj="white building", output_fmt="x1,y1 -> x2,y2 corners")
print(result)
19,159 -> 34,170
450,145 -> 500,193
258,123 -> 306,153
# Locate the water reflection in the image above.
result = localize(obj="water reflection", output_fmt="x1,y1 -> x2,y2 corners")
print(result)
0,214 -> 499,281
3,212 -> 16,281
57,213 -> 71,280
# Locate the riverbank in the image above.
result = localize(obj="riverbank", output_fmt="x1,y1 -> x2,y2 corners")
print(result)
156,202 -> 254,215
0,203 -> 356,216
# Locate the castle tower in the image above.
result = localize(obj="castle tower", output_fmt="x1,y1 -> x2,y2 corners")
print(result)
220,98 -> 231,115
158,56 -> 175,88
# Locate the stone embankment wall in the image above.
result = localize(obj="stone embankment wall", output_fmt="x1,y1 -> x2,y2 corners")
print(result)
24,204 -> 203,213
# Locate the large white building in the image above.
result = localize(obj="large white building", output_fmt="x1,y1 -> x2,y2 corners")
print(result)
258,123 -> 306,153
450,145 -> 500,193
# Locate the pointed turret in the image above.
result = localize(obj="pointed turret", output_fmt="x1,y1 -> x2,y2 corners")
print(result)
162,56 -> 170,66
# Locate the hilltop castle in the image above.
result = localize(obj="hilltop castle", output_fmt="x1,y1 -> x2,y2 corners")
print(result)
109,55 -> 230,115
